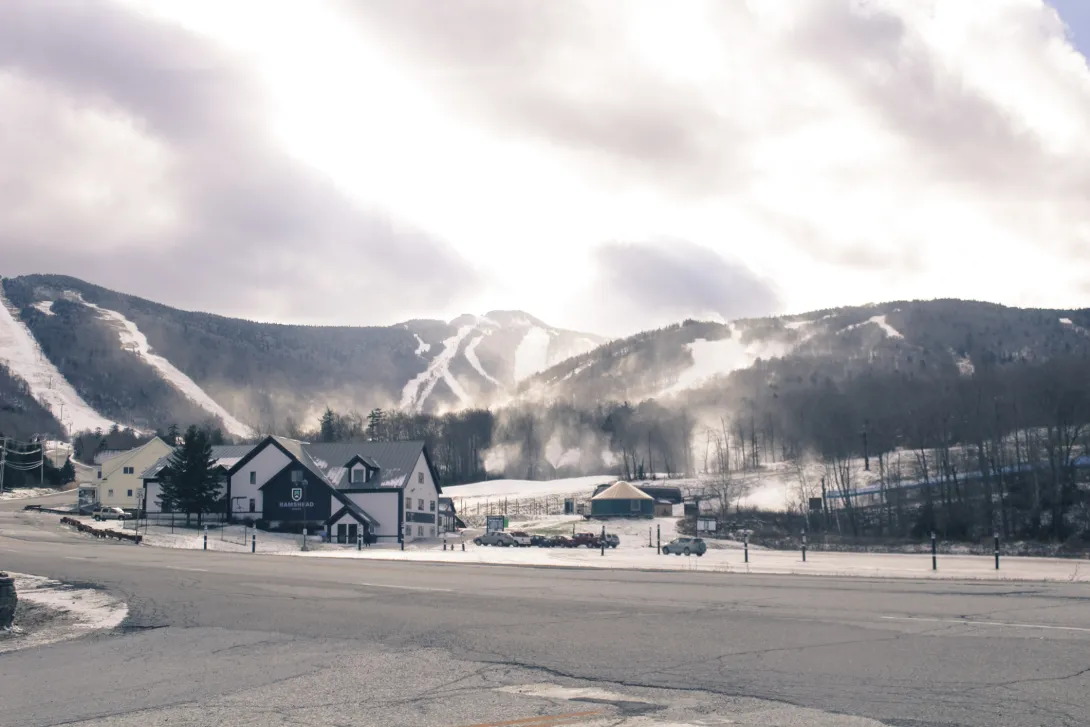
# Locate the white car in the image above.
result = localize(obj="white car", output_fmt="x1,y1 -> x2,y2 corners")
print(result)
507,531 -> 533,547
92,506 -> 130,521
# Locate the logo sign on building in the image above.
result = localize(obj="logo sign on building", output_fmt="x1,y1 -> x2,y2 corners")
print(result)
291,487 -> 303,502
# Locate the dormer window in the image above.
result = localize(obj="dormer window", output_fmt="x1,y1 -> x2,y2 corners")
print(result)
351,468 -> 364,484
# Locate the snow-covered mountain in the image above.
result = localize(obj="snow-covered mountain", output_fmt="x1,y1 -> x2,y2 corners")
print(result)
0,275 -> 604,436
516,301 -> 1090,407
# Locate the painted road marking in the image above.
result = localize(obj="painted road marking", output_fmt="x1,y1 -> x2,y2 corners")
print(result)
165,566 -> 209,572
454,710 -> 605,727
357,581 -> 451,592
883,616 -> 1090,633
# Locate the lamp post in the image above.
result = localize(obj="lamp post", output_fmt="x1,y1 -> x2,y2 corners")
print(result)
301,478 -> 309,551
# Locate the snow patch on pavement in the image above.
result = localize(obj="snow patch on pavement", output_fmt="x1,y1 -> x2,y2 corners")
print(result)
1,573 -> 128,653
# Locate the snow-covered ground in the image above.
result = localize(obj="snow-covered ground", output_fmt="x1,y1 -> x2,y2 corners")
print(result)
74,296 -> 253,438
401,322 -> 477,411
0,487 -> 63,501
1,573 -> 128,653
0,291 -> 120,435
444,475 -> 614,515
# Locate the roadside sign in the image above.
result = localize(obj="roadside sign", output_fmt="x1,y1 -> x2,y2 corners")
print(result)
486,515 -> 505,533
697,517 -> 717,533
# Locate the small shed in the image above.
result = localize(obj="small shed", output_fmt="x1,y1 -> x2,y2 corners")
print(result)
590,480 -> 654,518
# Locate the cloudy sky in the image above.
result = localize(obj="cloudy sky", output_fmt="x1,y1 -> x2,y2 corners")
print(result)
3,0 -> 1089,337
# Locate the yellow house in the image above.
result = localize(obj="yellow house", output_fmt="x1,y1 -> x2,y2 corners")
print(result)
96,437 -> 173,510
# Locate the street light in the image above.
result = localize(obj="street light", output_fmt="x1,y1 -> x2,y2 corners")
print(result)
301,478 -> 309,551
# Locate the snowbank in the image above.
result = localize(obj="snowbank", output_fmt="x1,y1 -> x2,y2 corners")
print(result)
0,487 -> 63,501
1,574 -> 128,653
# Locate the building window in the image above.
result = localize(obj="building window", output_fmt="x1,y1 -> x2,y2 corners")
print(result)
418,498 -> 424,510
351,468 -> 364,484
97,471 -> 101,479
418,526 -> 424,537
430,527 -> 435,537
405,499 -> 412,511
418,472 -> 424,484
429,500 -> 435,512
127,489 -> 133,497
107,489 -> 114,497
631,500 -> 641,512
249,498 -> 256,513
249,471 -> 256,485
404,524 -> 411,536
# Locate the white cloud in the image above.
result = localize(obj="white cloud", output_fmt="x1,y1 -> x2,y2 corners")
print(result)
6,0 -> 1090,335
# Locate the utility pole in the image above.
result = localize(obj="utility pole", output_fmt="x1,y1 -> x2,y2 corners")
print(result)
0,437 -> 7,496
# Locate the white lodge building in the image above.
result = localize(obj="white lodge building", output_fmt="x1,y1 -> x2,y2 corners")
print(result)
141,436 -> 443,544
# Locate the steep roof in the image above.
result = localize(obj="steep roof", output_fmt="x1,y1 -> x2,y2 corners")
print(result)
591,480 -> 653,501
302,441 -> 435,490
101,437 -> 170,478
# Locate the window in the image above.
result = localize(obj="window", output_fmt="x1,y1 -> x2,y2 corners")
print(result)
249,498 -> 256,513
405,499 -> 412,511
418,525 -> 424,537
351,468 -> 364,484
429,527 -> 435,537
631,500 -> 641,512
107,489 -> 114,497
122,466 -> 130,474
249,471 -> 256,485
97,471 -> 101,479
429,500 -> 435,512
127,489 -> 133,497
404,524 -> 412,536
418,498 -> 424,510
418,472 -> 424,484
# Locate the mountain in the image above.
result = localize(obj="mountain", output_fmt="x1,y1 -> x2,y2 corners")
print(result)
517,300 -> 1090,408
2,273 -> 1088,445
0,275 -> 605,437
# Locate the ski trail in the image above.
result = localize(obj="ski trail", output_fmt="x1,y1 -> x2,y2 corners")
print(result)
0,290 -> 120,435
839,314 -> 903,339
464,334 -> 502,388
74,296 -> 253,438
413,334 -> 431,356
400,322 -> 477,411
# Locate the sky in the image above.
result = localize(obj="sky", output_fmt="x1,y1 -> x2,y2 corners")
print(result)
2,0 -> 1089,338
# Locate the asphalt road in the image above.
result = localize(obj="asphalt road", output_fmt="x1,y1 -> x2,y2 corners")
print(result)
3,494 -> 1090,726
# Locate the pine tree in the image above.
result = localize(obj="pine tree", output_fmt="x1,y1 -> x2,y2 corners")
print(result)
166,423 -> 180,446
159,426 -> 222,526
366,408 -> 385,441
319,408 -> 338,443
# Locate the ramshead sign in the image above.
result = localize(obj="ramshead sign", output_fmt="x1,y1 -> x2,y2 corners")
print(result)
291,487 -> 303,502
279,500 -> 315,509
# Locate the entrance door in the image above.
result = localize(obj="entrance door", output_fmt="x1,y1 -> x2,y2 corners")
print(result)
336,523 -> 347,544
347,523 -> 358,544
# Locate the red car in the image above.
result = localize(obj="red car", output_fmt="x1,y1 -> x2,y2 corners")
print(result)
547,535 -> 575,548
570,532 -> 601,548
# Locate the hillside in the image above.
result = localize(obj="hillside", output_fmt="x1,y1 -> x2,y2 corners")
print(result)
0,275 -> 604,436
518,301 -> 1090,408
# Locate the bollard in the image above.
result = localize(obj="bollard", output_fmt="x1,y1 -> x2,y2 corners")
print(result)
994,531 -> 1000,570
649,527 -> 652,549
657,524 -> 661,555
358,532 -> 363,551
252,533 -> 256,553
744,533 -> 749,564
462,539 -> 465,552
401,538 -> 404,551
0,572 -> 16,630
600,525 -> 605,556
302,527 -> 308,552
203,525 -> 208,551
801,529 -> 807,562
443,540 -> 447,551
931,531 -> 937,571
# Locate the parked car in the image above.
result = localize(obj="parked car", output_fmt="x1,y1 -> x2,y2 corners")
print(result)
662,537 -> 706,556
474,531 -> 516,547
547,535 -> 574,548
601,534 -> 620,549
92,506 -> 130,521
570,532 -> 601,548
530,534 -> 551,547
508,531 -> 533,547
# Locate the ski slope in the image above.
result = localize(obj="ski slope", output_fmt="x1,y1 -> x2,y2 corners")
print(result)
0,292 -> 119,435
76,298 -> 254,438
464,334 -> 502,388
513,326 -> 552,382
400,322 -> 476,411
